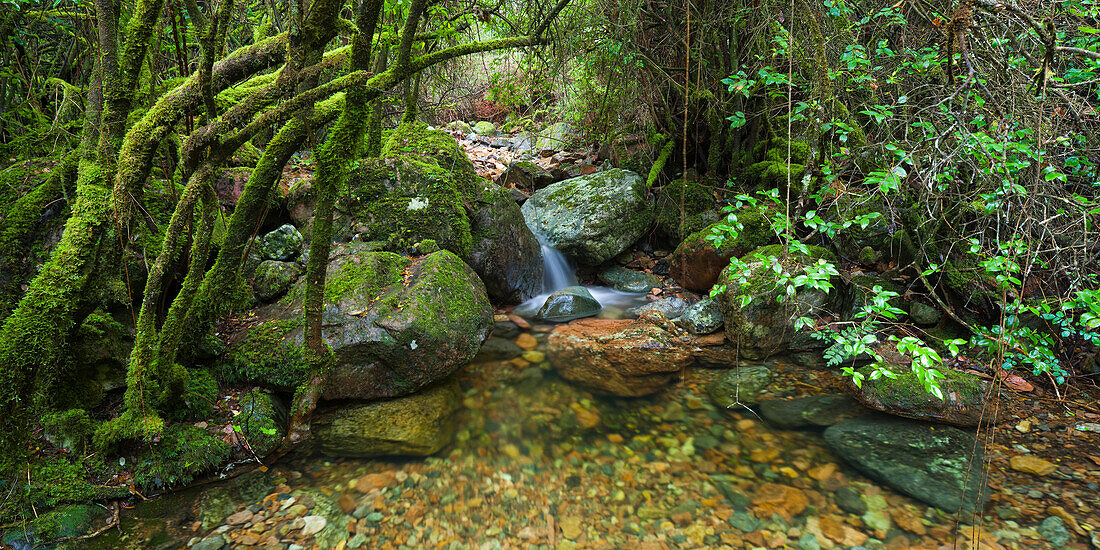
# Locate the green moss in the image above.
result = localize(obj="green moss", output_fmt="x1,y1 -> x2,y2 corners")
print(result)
171,368 -> 218,421
753,137 -> 811,165
655,178 -> 720,241
42,409 -> 95,455
746,243 -> 836,264
857,363 -> 984,406
339,123 -> 485,256
132,424 -> 230,491
218,317 -> 310,390
1,456 -> 130,525
323,249 -> 407,303
232,390 -> 284,457
744,160 -> 806,190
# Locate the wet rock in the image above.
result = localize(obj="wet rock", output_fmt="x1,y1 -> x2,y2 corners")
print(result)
847,364 -> 991,427
1039,516 -> 1071,545
670,217 -> 773,292
260,224 -> 304,261
548,316 -> 691,396
252,260 -> 301,302
834,486 -> 867,515
823,415 -> 990,513
492,320 -> 520,339
676,297 -> 724,335
191,535 -> 229,550
467,185 -> 543,303
751,483 -> 808,521
300,515 -> 327,537
626,296 -> 689,319
1009,455 -> 1058,476
232,390 -> 286,457
706,365 -> 774,409
715,245 -> 842,360
313,379 -> 462,457
909,302 -> 942,326
497,161 -> 554,190
536,286 -> 602,322
476,337 -> 523,361
521,169 -> 653,266
597,266 -> 662,293
758,394 -> 865,428
473,121 -> 497,135
222,247 -> 492,400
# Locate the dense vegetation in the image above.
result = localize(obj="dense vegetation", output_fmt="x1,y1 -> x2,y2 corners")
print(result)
1,0 -> 1099,543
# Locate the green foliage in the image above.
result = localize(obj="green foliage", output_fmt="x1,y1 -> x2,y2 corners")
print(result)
131,424 -> 230,491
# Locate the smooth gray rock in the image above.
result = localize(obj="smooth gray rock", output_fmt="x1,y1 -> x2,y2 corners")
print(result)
467,185 -> 543,303
537,286 -> 602,322
823,415 -> 990,513
626,297 -> 689,319
676,297 -> 724,335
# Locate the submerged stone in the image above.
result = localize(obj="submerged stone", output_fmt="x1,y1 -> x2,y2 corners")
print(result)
537,286 -> 602,322
313,379 -> 462,457
824,415 -> 990,513
706,365 -> 774,409
758,394 -> 865,428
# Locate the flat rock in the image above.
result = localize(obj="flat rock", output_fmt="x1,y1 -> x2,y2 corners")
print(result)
823,415 -> 990,513
548,316 -> 690,396
1009,455 -> 1058,476
758,394 -> 866,428
706,365 -> 774,409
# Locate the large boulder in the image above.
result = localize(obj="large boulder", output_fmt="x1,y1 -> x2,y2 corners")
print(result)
676,297 -> 724,335
466,185 -> 543,303
847,364 -> 991,427
597,266 -> 661,293
313,379 -> 462,457
548,314 -> 691,396
521,169 -> 652,265
220,246 -> 492,401
824,415 -> 990,513
669,213 -> 775,293
715,245 -> 842,360
287,123 -> 540,303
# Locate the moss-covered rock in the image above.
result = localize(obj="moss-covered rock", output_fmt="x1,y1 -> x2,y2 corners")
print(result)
534,286 -> 603,322
132,424 -> 231,491
521,169 -> 653,265
288,123 -> 540,303
221,246 -> 492,401
597,266 -> 662,293
259,223 -> 304,261
173,368 -> 218,421
42,409 -> 95,455
847,364 -> 990,427
251,260 -> 301,303
496,160 -> 553,190
669,212 -> 775,292
313,378 -> 462,457
654,178 -> 721,243
232,390 -> 285,457
466,184 -> 543,303
715,244 -> 842,359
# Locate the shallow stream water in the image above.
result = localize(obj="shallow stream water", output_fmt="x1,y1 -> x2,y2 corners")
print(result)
82,337 -> 1040,550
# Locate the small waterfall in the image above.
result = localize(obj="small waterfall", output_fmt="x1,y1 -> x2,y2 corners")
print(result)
539,241 -> 578,293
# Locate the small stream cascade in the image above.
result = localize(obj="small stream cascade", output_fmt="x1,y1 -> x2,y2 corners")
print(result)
516,222 -> 647,320
538,238 -> 578,293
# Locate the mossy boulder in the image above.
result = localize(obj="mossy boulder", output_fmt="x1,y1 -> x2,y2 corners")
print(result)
715,245 -> 842,360
473,121 -> 498,135
824,415 -> 990,512
221,246 -> 492,401
287,123 -> 540,303
251,260 -> 302,303
669,213 -> 775,292
64,310 -> 133,408
847,364 -> 991,427
521,169 -> 653,265
132,424 -> 231,491
844,274 -> 904,321
654,178 -> 721,243
466,184 -> 543,303
259,223 -> 304,261
313,378 -> 462,457
4,503 -> 109,548
676,297 -> 724,335
232,390 -> 285,457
